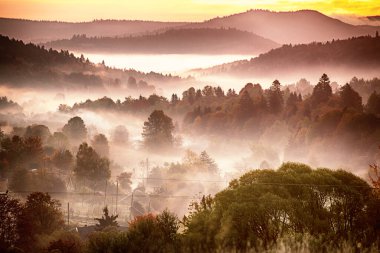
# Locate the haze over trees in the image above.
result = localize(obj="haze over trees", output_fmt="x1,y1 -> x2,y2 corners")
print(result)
201,35 -> 380,77
62,116 -> 87,144
142,110 -> 175,151
75,142 -> 111,184
44,28 -> 279,54
0,35 -> 187,92
182,163 -> 380,252
58,73 -> 380,173
1,10 -> 378,45
3,161 -> 379,252
1,6 -> 380,253
0,18 -> 186,43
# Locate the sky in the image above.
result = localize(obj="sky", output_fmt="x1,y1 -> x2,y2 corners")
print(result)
0,0 -> 379,22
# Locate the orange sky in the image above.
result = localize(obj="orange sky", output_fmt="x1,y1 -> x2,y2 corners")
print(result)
0,0 -> 379,22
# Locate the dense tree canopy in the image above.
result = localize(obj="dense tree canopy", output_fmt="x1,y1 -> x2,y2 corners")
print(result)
311,73 -> 333,106
91,134 -> 110,158
0,195 -> 22,251
183,162 -> 379,251
17,192 -> 64,251
62,116 -> 87,143
74,142 -> 111,183
366,91 -> 380,115
142,110 -> 175,151
268,79 -> 284,114
339,83 -> 363,111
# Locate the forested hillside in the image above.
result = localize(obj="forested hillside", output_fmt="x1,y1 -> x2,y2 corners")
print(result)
186,9 -> 379,44
198,35 -> 380,77
44,28 -> 279,54
0,35 -> 190,91
58,74 -> 380,173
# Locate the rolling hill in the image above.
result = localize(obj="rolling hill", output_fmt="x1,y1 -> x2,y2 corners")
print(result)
2,10 -> 379,46
44,28 -> 280,55
195,35 -> 380,78
0,18 -> 186,43
0,35 -> 189,91
185,9 -> 379,44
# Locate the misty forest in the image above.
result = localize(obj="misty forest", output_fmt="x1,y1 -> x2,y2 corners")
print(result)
1,4 -> 380,253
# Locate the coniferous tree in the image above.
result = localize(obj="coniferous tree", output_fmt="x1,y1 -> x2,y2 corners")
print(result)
339,83 -> 363,111
311,73 -> 333,106
199,151 -> 218,174
238,90 -> 255,120
214,86 -> 225,97
268,79 -> 284,114
366,91 -> 380,115
195,89 -> 203,100
227,89 -> 237,97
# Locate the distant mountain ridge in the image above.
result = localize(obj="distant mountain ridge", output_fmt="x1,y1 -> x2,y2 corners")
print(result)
196,35 -> 380,77
44,28 -> 280,55
0,18 -> 187,43
183,9 -> 380,44
1,10 -> 379,46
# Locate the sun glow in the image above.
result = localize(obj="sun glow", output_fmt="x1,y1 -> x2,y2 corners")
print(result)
0,0 -> 379,22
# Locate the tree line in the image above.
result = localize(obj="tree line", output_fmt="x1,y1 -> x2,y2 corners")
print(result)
1,162 -> 380,252
60,74 -> 380,169
0,34 -> 186,91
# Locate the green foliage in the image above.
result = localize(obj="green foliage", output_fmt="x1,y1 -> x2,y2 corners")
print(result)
183,163 -> 379,251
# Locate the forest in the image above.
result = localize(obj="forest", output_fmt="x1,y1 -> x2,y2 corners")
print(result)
58,74 -> 380,173
43,28 -> 279,55
1,3 -> 380,252
1,73 -> 380,252
0,35 -> 191,92
201,35 -> 380,77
